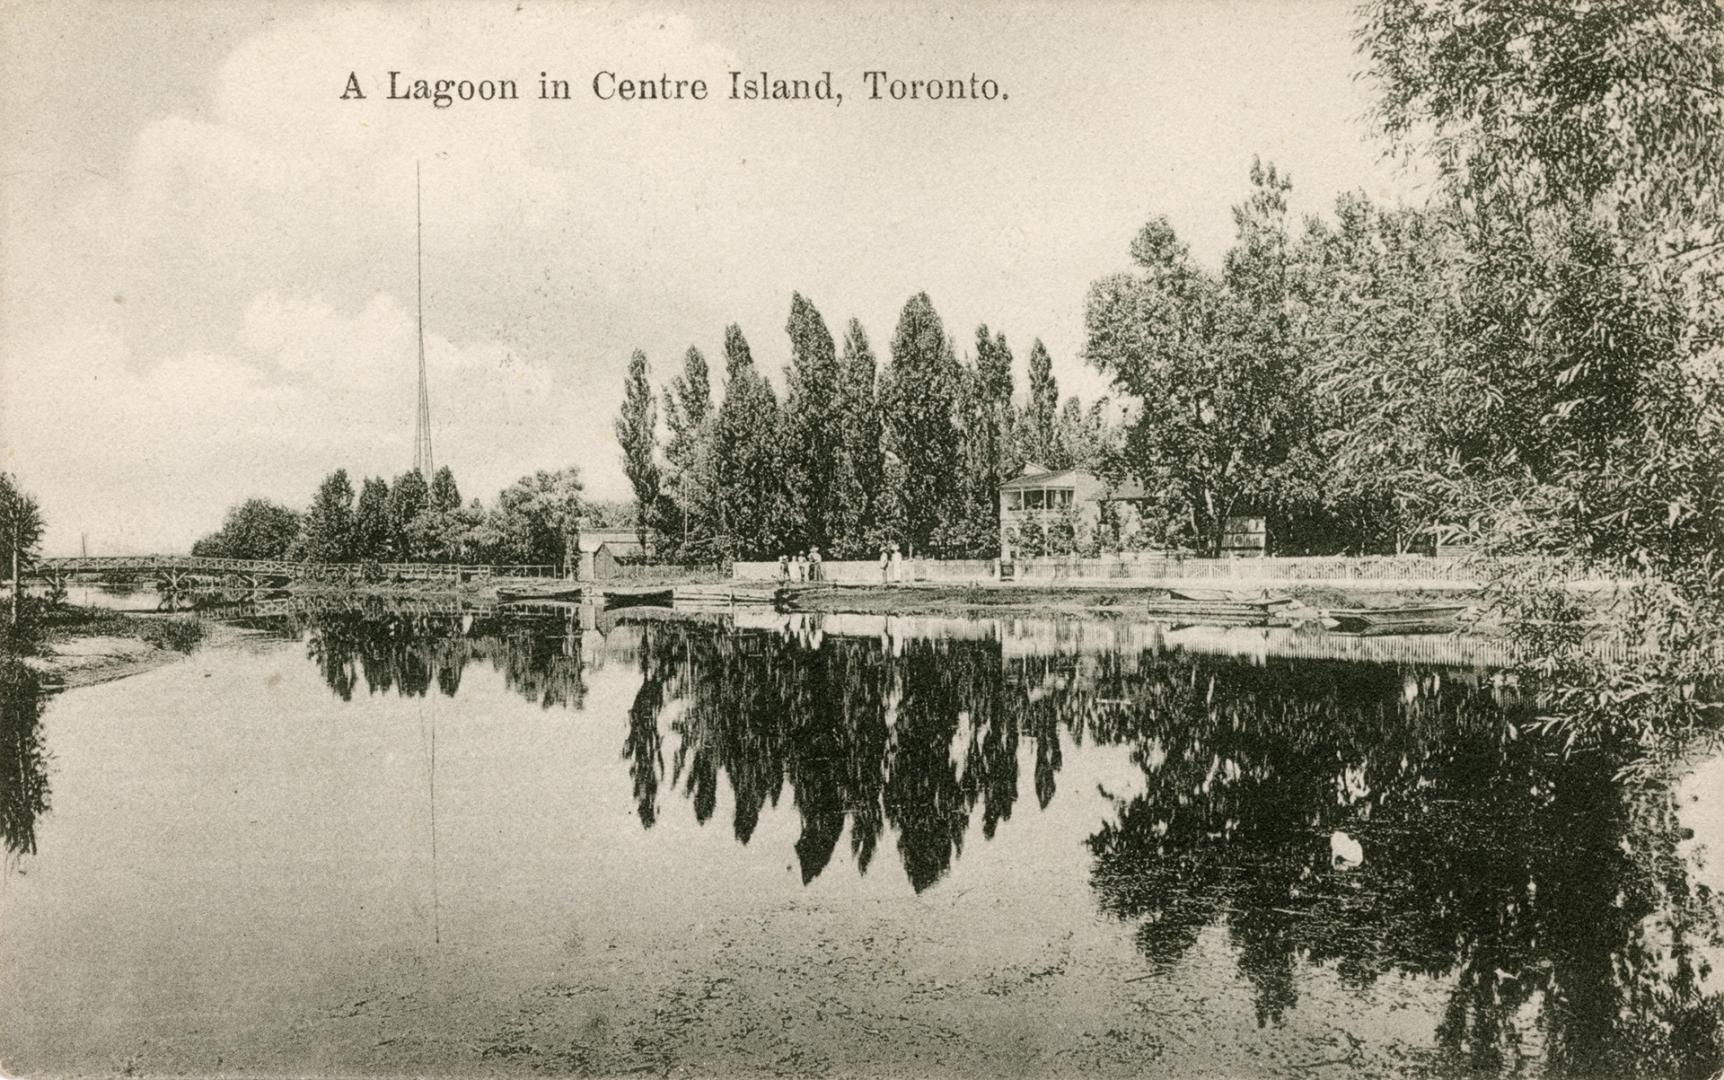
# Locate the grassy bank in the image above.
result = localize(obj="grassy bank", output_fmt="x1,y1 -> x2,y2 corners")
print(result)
46,606 -> 206,653
3,601 -> 207,688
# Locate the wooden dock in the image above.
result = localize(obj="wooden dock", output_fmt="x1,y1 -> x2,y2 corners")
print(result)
673,583 -> 782,612
495,583 -> 586,602
1143,594 -> 1295,622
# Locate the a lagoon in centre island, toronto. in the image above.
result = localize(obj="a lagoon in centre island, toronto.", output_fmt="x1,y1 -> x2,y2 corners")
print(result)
3,604 -> 1722,1078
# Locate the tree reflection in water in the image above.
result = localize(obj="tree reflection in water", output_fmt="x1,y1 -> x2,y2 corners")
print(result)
1081,659 -> 1723,1077
618,619 -> 1724,1077
1,660 -> 50,861
278,610 -> 591,710
269,611 -> 1724,1074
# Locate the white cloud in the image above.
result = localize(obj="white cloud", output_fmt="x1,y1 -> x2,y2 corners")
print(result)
4,289 -> 585,553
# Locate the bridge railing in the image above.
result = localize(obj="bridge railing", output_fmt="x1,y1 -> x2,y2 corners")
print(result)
29,556 -> 566,580
453,564 -> 560,578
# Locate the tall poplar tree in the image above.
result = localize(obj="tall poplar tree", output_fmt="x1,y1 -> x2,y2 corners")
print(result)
879,293 -> 964,555
663,346 -> 715,553
835,318 -> 884,557
615,349 -> 663,549
711,325 -> 785,559
388,468 -> 430,559
429,466 -> 461,513
353,477 -> 392,561
974,325 -> 1015,453
954,325 -> 1017,554
784,293 -> 843,549
874,452 -> 910,556
1054,397 -> 1116,473
1021,339 -> 1061,469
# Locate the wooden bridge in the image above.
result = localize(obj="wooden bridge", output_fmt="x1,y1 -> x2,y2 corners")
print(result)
25,555 -> 562,589
208,593 -> 591,619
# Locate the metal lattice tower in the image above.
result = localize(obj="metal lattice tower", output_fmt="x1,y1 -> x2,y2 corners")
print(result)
413,161 -> 434,478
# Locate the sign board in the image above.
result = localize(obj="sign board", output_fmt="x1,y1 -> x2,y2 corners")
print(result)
1221,516 -> 1267,557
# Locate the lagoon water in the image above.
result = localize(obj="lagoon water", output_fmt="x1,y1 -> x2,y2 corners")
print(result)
2,607 -> 1721,1077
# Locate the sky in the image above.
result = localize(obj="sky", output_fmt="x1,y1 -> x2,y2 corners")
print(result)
1,0 -> 1427,555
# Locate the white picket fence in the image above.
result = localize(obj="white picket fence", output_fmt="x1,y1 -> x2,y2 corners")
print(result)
732,554 -> 1480,588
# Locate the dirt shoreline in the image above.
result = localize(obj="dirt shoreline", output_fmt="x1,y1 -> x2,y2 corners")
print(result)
15,610 -> 250,690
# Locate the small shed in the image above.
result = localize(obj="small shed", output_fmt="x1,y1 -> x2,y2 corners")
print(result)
577,527 -> 647,579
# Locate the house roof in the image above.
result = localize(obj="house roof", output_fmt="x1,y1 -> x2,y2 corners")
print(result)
999,468 -> 1151,501
999,468 -> 1090,492
576,527 -> 646,554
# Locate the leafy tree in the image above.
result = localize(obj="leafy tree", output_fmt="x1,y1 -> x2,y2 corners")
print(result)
455,498 -> 503,563
429,466 -> 461,514
1098,499 -> 1146,554
191,498 -> 301,561
406,505 -> 466,564
1360,0 -> 1724,571
0,473 -> 45,582
388,469 -> 430,560
351,477 -> 392,562
615,349 -> 664,549
583,499 -> 639,529
1356,0 -> 1724,750
1294,194 -> 1477,553
880,293 -> 965,555
712,324 -> 787,559
1047,504 -> 1080,556
1361,0 -> 1722,234
1053,396 -> 1117,474
369,466 -> 465,564
493,468 -> 586,568
1084,162 -> 1317,554
300,470 -> 357,563
1011,516 -> 1047,559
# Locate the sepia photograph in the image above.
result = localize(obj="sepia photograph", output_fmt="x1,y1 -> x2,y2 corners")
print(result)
2,1 -> 1722,1076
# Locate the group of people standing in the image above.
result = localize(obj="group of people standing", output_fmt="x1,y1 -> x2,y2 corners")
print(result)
778,547 -> 824,583
879,542 -> 904,584
776,542 -> 907,584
